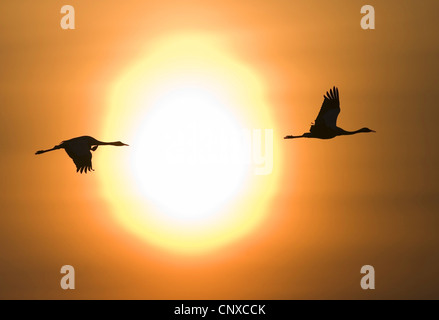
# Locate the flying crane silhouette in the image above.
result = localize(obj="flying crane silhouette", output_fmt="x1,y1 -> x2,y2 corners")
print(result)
284,87 -> 375,139
35,136 -> 128,173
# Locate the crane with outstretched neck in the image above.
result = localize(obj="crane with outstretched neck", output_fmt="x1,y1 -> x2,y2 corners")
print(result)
35,136 -> 128,173
284,87 -> 375,140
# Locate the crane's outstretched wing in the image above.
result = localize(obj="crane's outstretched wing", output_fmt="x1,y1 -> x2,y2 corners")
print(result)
64,148 -> 94,174
313,86 -> 340,130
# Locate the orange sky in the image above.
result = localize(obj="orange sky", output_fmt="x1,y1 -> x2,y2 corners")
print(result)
0,0 -> 438,299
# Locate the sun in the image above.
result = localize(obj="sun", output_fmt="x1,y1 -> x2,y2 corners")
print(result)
130,84 -> 251,225
97,33 -> 280,254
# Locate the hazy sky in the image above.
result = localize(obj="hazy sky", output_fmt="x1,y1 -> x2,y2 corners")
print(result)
0,0 -> 438,299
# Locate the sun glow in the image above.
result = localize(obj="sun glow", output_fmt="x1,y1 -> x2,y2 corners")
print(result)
98,33 -> 280,254
131,85 -> 251,224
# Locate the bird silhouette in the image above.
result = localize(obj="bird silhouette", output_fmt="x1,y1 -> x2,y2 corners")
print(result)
35,136 -> 128,173
284,87 -> 375,139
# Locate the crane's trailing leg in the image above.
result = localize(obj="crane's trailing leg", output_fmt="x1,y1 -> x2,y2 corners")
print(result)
284,133 -> 311,139
35,144 -> 62,155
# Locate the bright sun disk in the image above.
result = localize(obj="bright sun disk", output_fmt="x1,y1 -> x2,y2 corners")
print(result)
97,33 -> 280,254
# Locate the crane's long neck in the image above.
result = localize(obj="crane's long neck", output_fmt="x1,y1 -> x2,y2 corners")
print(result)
339,128 -> 365,136
95,140 -> 120,146
91,138 -> 127,148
